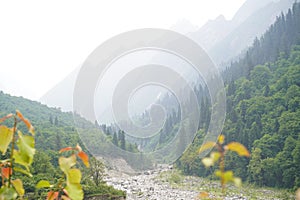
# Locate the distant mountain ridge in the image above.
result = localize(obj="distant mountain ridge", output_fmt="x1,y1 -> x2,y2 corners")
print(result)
189,0 -> 294,65
40,0 -> 294,115
209,0 -> 294,65
40,66 -> 79,112
188,0 -> 276,51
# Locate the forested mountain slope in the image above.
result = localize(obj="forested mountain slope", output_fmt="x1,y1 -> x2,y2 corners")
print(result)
178,2 -> 300,189
0,91 -> 93,151
0,91 -> 126,198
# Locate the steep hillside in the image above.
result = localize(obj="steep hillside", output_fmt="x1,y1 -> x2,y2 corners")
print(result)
0,90 -> 95,151
178,2 -> 300,190
0,91 -> 126,198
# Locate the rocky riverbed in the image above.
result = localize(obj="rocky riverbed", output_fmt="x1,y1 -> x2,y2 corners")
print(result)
104,166 -> 257,200
105,167 -> 198,200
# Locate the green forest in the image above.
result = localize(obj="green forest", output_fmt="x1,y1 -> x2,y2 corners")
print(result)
178,2 -> 300,190
0,94 -> 125,199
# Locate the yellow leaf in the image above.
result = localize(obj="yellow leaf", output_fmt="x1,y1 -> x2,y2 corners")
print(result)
215,170 -> 221,177
0,126 -> 14,155
11,179 -> 25,197
65,183 -> 83,200
210,152 -> 221,162
36,180 -> 51,189
218,134 -> 225,144
233,177 -> 242,187
201,152 -> 220,168
198,191 -> 209,198
225,142 -> 250,157
202,157 -> 214,167
67,169 -> 82,184
61,195 -> 71,200
198,142 -> 216,154
215,170 -> 235,184
223,170 -> 234,183
59,155 -> 76,173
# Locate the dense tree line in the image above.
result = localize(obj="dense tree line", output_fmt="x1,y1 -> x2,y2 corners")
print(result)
223,2 -> 300,82
0,92 -> 125,198
178,2 -> 300,190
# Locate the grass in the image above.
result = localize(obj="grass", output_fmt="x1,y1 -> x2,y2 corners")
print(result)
156,170 -> 295,199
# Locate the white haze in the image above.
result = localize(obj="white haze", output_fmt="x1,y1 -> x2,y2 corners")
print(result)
0,0 -> 246,100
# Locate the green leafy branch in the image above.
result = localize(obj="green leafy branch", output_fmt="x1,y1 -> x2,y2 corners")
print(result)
36,144 -> 90,200
198,135 -> 250,198
0,110 -> 35,199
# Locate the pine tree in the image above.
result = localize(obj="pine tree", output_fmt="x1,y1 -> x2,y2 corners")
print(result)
54,116 -> 58,126
113,132 -> 118,146
120,131 -> 126,150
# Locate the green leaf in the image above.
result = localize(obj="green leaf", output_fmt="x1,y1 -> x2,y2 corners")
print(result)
225,142 -> 250,157
14,131 -> 35,168
36,180 -> 52,189
11,179 -> 25,197
13,151 -> 29,171
59,155 -> 76,173
0,126 -> 14,155
0,187 -> 18,200
65,183 -> 83,200
13,167 -> 32,177
67,169 -> 82,184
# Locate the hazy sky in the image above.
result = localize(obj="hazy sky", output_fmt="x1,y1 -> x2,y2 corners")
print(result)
0,0 -> 246,100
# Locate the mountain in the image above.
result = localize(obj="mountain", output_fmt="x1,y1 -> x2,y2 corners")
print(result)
178,2 -> 300,189
188,0 -> 276,51
0,91 -> 126,198
232,0 -> 275,25
170,18 -> 199,35
209,0 -> 294,65
40,0 -> 294,117
40,67 -> 79,112
188,14 -> 232,52
0,90 -> 94,151
189,0 -> 294,65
